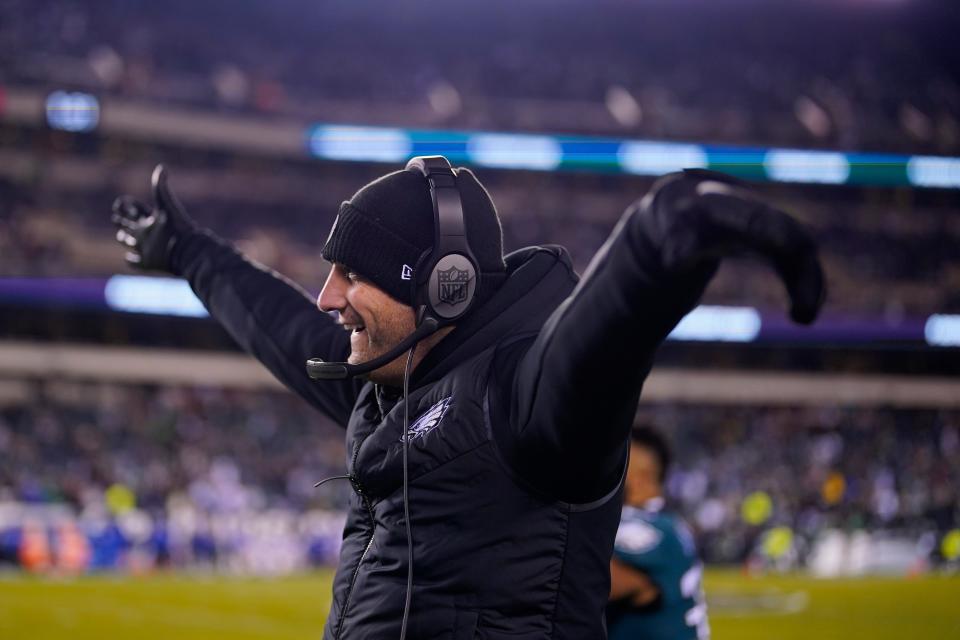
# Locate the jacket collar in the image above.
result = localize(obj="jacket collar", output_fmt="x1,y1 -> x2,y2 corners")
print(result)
410,245 -> 579,389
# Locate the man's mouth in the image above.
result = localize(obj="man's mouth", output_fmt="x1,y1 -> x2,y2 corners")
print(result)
343,323 -> 366,335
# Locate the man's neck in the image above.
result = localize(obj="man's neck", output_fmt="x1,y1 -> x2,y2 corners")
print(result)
367,325 -> 456,388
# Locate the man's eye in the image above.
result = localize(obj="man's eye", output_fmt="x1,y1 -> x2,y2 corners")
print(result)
345,270 -> 361,283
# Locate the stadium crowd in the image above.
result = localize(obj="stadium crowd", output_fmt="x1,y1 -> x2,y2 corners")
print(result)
1,0 -> 958,153
0,381 -> 348,575
2,157 -> 958,319
1,379 -> 957,574
1,0 -> 958,587
643,403 -> 960,568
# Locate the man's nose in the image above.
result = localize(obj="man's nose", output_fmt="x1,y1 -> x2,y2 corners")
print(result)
318,267 -> 347,312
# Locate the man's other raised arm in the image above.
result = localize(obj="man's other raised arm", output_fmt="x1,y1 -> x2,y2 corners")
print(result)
510,170 -> 825,502
112,166 -> 361,426
175,232 -> 361,425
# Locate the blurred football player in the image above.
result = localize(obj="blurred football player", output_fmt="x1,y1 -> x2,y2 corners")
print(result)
608,426 -> 709,640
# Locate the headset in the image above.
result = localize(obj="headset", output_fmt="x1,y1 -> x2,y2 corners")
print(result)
306,155 -> 480,380
305,156 -> 479,640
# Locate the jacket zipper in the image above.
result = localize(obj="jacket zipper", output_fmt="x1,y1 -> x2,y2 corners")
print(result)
334,438 -> 377,640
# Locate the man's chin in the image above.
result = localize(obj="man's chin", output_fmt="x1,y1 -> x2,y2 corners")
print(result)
347,350 -> 386,374
347,350 -> 407,386
347,343 -> 380,364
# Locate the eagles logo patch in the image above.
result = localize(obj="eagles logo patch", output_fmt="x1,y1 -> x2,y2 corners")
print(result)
403,397 -> 452,441
615,520 -> 663,554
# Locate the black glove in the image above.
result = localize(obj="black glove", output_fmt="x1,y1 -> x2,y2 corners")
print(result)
111,165 -> 198,273
639,169 -> 825,324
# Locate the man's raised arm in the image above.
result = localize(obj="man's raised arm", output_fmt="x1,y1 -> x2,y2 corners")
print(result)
510,170 -> 825,502
111,165 -> 362,426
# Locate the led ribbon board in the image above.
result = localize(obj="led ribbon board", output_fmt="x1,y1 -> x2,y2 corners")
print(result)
306,124 -> 960,189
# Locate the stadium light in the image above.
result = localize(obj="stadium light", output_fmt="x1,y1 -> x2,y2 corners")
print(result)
906,156 -> 960,189
618,141 -> 708,176
307,125 -> 412,163
104,275 -> 208,317
667,305 -> 761,342
924,314 -> 960,347
45,91 -> 99,132
764,149 -> 850,184
466,133 -> 563,170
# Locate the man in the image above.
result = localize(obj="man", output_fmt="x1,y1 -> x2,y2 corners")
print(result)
608,426 -> 708,640
111,159 -> 823,639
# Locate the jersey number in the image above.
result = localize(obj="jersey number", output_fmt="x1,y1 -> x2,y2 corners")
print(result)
680,564 -> 710,639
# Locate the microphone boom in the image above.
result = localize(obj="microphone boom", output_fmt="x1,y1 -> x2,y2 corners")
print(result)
306,317 -> 440,380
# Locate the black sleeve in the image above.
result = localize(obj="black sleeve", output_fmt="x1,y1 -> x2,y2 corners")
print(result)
173,230 -> 362,426
509,205 -> 717,502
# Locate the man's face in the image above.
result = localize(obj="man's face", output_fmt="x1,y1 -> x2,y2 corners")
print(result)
317,263 -> 417,385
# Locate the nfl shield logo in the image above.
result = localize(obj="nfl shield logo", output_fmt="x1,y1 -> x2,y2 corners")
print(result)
437,266 -> 470,305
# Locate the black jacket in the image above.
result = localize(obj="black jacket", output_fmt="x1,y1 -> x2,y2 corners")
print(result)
173,203 -> 712,638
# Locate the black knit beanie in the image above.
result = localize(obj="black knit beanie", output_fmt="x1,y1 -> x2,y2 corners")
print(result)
321,167 -> 507,308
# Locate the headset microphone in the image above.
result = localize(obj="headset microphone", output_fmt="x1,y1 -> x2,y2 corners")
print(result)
305,317 -> 440,380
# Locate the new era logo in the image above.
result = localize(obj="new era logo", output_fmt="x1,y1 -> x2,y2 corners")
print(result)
401,264 -> 413,281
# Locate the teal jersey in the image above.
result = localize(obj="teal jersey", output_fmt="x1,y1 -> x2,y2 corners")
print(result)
607,501 -> 710,640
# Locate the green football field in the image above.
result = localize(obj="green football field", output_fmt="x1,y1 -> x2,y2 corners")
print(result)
1,568 -> 958,639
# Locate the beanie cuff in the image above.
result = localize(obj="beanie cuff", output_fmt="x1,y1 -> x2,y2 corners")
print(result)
321,202 -> 422,304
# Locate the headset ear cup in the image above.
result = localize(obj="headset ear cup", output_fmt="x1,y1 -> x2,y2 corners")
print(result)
427,254 -> 477,321
407,155 -> 482,325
